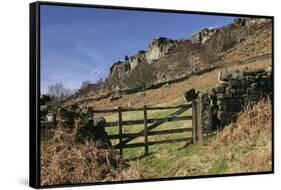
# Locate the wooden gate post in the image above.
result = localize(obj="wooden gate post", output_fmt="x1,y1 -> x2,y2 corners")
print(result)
118,107 -> 123,156
143,105 -> 149,156
192,100 -> 198,143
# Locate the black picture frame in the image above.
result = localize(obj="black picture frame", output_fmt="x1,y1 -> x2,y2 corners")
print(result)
30,1 -> 274,188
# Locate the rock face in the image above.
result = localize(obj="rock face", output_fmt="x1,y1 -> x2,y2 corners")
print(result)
191,27 -> 219,44
108,36 -> 175,90
234,17 -> 269,27
190,17 -> 268,45
128,50 -> 146,70
108,61 -> 131,90
145,37 -> 175,64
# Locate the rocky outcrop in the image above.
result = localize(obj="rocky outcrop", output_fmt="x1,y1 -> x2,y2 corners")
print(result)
73,17 -> 272,100
108,37 -> 175,90
145,37 -> 175,64
191,27 -> 219,44
109,37 -> 174,76
128,50 -> 146,70
108,61 -> 131,90
234,17 -> 270,27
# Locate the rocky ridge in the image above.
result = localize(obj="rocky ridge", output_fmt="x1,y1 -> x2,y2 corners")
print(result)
72,17 -> 272,101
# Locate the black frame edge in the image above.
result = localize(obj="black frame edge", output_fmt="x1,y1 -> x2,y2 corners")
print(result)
37,0 -> 274,18
30,2 -> 41,188
271,17 -> 274,173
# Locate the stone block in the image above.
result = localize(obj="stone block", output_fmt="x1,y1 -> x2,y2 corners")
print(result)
237,74 -> 246,80
183,88 -> 198,102
246,76 -> 256,82
217,111 -> 238,121
218,83 -> 228,88
250,82 -> 258,88
225,86 -> 231,94
218,105 -> 242,112
217,93 -> 232,99
232,93 -> 245,98
229,88 -> 245,94
246,87 -> 261,95
221,74 -> 232,82
232,72 -> 245,80
229,80 -> 242,88
217,98 -> 243,106
258,87 -> 272,93
255,74 -> 263,79
241,80 -> 251,88
94,117 -> 106,128
258,79 -> 269,87
214,86 -> 225,93
207,88 -> 216,98
261,75 -> 270,80
243,71 -> 257,76
255,68 -> 266,73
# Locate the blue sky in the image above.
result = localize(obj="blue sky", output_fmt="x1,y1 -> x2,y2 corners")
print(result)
40,5 -> 236,93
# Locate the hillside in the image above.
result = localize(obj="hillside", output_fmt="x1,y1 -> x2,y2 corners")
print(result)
128,99 -> 272,178
77,58 -> 270,110
70,17 -> 272,103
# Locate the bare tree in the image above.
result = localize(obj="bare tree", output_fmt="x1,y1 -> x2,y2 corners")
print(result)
47,83 -> 71,102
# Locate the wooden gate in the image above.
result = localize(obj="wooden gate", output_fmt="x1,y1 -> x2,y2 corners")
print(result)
92,103 -> 198,156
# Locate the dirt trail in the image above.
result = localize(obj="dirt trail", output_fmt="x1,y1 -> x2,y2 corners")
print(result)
88,59 -> 271,109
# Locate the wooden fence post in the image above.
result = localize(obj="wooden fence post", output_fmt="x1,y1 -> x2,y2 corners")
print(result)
197,95 -> 203,142
118,107 -> 123,156
192,100 -> 198,143
143,105 -> 149,156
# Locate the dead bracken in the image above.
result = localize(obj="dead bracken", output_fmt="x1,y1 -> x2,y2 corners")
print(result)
40,124 -> 143,186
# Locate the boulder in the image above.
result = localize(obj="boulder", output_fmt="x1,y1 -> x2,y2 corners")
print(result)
94,117 -> 106,128
75,116 -> 111,147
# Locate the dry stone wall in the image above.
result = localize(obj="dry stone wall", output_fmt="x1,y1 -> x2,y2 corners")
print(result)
186,67 -> 273,140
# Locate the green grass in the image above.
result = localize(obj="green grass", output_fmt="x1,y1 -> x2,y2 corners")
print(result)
100,97 -> 231,178
99,97 -> 210,178
208,159 -> 228,174
103,97 -> 192,159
